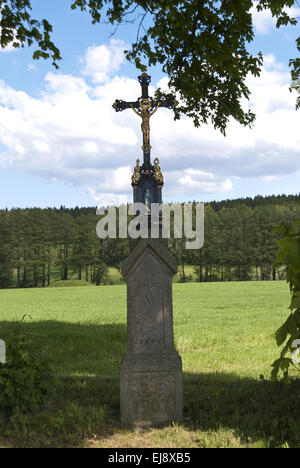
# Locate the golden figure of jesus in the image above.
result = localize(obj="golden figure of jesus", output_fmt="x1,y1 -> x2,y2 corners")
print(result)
130,98 -> 160,149
112,73 -> 178,166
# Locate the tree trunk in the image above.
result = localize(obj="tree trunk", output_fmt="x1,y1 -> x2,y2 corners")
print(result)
64,246 -> 68,280
42,263 -> 46,287
17,266 -> 20,288
205,265 -> 208,282
34,264 -> 38,287
181,255 -> 186,282
199,262 -> 203,282
22,267 -> 26,288
228,266 -> 232,282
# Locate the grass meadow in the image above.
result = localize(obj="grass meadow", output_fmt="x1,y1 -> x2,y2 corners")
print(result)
1,281 -> 300,448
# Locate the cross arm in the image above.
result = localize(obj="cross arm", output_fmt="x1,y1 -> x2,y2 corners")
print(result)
152,98 -> 179,110
112,99 -> 140,112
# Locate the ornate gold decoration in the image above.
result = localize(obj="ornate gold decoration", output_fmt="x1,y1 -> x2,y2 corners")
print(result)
131,98 -> 160,149
142,144 -> 152,153
131,159 -> 141,185
154,158 -> 164,185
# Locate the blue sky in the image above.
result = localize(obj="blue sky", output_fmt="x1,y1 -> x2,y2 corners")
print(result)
0,0 -> 299,208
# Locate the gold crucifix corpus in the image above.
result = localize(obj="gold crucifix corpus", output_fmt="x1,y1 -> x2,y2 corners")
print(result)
112,73 -> 178,164
130,98 -> 160,152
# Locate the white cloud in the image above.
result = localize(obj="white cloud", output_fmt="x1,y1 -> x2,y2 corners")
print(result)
88,188 -> 129,207
81,39 -> 128,83
251,3 -> 276,34
251,1 -> 300,34
173,169 -> 232,196
259,175 -> 280,182
0,43 -> 15,53
91,166 -> 132,194
0,41 -> 299,205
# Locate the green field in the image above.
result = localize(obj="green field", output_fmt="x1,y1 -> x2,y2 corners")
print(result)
0,281 -> 300,448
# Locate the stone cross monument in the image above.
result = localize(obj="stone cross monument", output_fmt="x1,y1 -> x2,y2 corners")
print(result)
113,73 -> 183,425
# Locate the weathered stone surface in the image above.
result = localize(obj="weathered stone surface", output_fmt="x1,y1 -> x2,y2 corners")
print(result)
121,239 -> 183,425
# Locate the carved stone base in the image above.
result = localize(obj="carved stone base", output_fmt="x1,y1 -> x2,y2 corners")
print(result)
120,353 -> 183,425
121,239 -> 183,426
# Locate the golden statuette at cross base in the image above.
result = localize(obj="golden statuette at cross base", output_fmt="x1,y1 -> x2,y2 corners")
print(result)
154,158 -> 164,187
131,158 -> 141,186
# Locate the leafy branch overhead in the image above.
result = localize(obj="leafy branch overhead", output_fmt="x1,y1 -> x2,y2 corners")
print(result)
0,0 -> 61,66
0,0 -> 299,133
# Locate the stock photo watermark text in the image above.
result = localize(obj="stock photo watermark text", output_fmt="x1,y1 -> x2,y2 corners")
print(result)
96,203 -> 204,250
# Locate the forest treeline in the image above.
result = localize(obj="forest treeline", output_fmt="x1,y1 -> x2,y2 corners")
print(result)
0,193 -> 299,289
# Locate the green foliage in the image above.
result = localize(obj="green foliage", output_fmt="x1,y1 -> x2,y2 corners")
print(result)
0,196 -> 300,289
0,211 -> 14,288
271,220 -> 300,382
0,319 -> 55,415
0,0 -> 61,68
0,1 -> 299,133
0,207 -> 126,289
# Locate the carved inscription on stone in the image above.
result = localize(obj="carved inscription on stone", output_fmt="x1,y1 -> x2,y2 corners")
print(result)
129,372 -> 176,421
133,281 -> 165,354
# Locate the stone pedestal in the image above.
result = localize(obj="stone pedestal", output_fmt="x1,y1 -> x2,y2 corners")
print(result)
121,239 -> 183,425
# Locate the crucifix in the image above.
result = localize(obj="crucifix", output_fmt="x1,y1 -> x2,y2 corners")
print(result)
112,73 -> 178,207
112,73 -> 178,166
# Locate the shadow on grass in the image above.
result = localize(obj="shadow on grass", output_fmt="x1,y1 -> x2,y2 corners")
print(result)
184,372 -> 300,447
1,320 -> 300,447
0,320 -> 127,376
